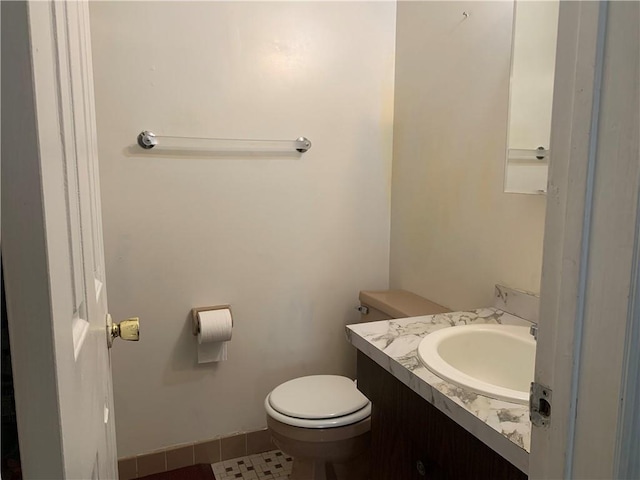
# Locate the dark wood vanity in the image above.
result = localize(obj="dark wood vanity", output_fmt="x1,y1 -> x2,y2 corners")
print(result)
357,351 -> 528,480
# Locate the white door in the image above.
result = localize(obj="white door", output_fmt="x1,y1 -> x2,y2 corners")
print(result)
2,1 -> 135,478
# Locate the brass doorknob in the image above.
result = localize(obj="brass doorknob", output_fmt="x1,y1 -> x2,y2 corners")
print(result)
106,314 -> 140,348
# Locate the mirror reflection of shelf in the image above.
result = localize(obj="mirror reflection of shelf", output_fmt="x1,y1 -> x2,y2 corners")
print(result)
508,147 -> 549,162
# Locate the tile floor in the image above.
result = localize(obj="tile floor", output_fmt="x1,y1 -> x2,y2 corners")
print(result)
211,450 -> 293,480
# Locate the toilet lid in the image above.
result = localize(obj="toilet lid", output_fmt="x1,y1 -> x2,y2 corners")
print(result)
268,375 -> 370,420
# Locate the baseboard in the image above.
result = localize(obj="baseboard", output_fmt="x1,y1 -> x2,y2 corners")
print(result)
118,428 -> 274,479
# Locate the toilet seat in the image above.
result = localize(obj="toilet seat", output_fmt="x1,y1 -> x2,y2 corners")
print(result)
265,375 -> 371,429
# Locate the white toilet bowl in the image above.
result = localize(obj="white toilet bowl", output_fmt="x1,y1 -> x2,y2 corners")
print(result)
265,375 -> 371,480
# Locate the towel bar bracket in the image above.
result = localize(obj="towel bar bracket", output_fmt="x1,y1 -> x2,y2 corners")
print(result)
295,137 -> 312,153
137,130 -> 158,149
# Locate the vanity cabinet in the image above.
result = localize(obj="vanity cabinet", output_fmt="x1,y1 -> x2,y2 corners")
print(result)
357,352 -> 527,480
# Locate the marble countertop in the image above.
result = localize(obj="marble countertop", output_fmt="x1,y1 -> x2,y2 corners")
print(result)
346,308 -> 531,474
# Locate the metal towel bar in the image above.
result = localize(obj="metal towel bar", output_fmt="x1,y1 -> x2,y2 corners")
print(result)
136,130 -> 312,153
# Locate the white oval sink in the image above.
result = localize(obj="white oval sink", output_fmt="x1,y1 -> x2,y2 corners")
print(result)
417,324 -> 535,404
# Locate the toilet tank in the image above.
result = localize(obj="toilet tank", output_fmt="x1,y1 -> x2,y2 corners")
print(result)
358,290 -> 450,322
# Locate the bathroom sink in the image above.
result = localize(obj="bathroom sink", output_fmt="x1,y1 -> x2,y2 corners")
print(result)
417,324 -> 535,404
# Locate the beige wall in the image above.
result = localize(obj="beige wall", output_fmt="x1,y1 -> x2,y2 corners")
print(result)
89,2 -> 395,457
390,1 -> 546,311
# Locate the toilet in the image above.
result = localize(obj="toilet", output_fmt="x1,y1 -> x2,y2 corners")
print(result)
265,375 -> 371,480
265,290 -> 449,480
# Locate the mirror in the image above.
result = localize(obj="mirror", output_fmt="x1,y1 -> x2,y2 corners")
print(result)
504,0 -> 560,194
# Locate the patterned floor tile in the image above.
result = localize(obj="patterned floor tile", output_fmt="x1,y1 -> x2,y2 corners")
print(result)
211,450 -> 293,480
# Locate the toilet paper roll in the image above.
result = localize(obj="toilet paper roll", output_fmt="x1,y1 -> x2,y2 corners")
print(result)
197,308 -> 232,364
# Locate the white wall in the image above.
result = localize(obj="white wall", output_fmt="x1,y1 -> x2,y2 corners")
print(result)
390,1 -> 546,311
89,1 -> 395,457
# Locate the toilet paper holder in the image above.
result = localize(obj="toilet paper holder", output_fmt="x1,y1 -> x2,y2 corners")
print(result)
191,305 -> 233,336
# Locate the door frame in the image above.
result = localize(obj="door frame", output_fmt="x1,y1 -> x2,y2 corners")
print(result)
530,1 -> 639,478
615,198 -> 640,480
